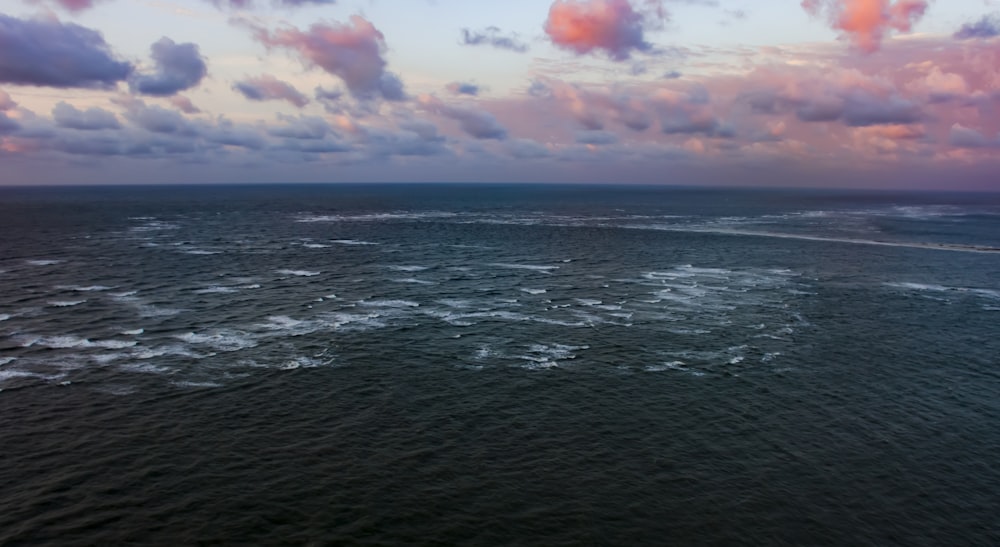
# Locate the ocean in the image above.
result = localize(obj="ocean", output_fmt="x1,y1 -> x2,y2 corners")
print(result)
1,184 -> 998,545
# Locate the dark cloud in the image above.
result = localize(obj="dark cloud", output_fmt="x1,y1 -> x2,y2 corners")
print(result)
0,15 -> 132,89
460,27 -> 529,53
447,82 -> 480,96
233,75 -> 309,108
130,38 -> 208,97
53,102 -> 121,130
544,0 -> 667,61
663,70 -> 682,79
954,14 -> 1000,40
250,16 -> 406,102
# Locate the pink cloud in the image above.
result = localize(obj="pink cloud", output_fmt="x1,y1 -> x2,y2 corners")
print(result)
802,0 -> 928,53
234,75 -> 309,108
250,16 -> 405,101
544,0 -> 665,61
169,96 -> 201,114
51,0 -> 100,12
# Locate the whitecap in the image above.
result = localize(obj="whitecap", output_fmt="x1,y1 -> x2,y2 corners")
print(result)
172,380 -> 223,389
28,335 -> 137,350
195,286 -> 240,294
0,314 -> 11,321
303,243 -> 331,249
393,278 -> 436,285
134,345 -> 207,360
277,356 -> 331,370
332,239 -> 378,246
175,331 -> 257,352
26,259 -> 62,266
0,357 -> 16,367
276,269 -> 321,277
388,265 -> 429,272
520,288 -> 547,295
575,298 -> 602,306
359,299 -> 420,308
120,363 -> 174,375
138,304 -> 183,318
182,249 -> 220,256
49,300 -> 87,307
491,263 -> 560,273
0,369 -> 64,383
56,285 -> 113,292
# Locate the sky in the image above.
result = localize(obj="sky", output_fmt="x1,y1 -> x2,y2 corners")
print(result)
0,0 -> 999,189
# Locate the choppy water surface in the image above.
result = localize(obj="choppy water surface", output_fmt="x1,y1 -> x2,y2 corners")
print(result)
1,184 -> 999,545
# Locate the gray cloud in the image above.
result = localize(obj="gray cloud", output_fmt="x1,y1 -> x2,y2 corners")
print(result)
130,38 -> 208,97
53,102 -> 121,130
447,82 -> 480,96
954,13 -> 1000,39
0,15 -> 132,89
460,27 -> 529,53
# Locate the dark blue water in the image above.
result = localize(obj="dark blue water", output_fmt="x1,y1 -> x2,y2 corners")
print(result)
1,184 -> 999,545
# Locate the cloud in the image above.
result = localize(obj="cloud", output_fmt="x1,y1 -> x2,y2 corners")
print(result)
268,114 -> 330,139
544,0 -> 666,61
52,102 -> 121,130
0,112 -> 19,134
447,82 -> 480,96
954,13 -> 1000,40
0,14 -> 132,88
209,0 -> 335,8
840,91 -> 922,126
419,95 -> 507,140
169,96 -> 201,114
130,38 -> 208,97
233,75 -> 310,108
460,27 -> 529,53
116,98 -> 197,135
250,16 -> 406,101
0,90 -> 15,111
801,0 -> 928,53
45,0 -> 103,12
576,130 -> 619,144
506,138 -> 551,159
949,124 -> 997,148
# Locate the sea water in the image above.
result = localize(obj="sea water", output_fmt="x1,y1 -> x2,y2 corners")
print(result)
1,184 -> 998,544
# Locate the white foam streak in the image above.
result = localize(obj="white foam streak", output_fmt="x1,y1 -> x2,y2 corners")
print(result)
276,269 -> 321,277
491,263 -> 560,272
